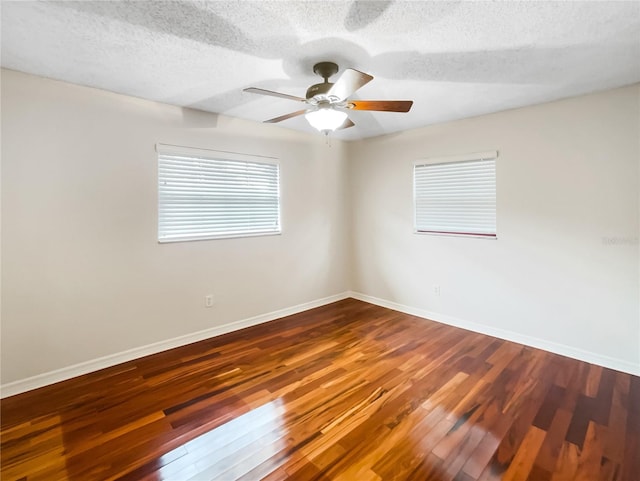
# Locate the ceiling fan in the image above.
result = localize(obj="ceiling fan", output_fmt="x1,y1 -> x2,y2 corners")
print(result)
243,62 -> 413,133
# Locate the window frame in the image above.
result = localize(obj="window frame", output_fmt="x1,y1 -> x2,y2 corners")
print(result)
156,143 -> 281,243
413,150 -> 498,239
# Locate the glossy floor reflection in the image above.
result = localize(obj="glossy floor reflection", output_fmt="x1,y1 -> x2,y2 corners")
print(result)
149,399 -> 286,480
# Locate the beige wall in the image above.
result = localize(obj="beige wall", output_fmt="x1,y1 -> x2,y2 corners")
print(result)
2,69 -> 639,387
1,69 -> 349,384
348,84 -> 640,372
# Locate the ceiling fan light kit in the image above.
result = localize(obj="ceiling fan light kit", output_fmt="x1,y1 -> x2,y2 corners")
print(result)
305,105 -> 348,132
244,62 -> 413,134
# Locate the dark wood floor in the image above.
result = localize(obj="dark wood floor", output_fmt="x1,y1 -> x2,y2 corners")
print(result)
1,299 -> 638,480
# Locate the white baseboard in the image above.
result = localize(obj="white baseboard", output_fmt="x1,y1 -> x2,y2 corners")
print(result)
4,291 -> 636,398
348,291 -> 640,376
0,292 -> 351,398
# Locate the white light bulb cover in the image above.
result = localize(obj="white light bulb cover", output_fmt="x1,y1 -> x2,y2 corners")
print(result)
305,108 -> 348,132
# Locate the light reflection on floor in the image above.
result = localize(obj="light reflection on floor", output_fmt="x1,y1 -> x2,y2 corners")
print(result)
155,398 -> 287,480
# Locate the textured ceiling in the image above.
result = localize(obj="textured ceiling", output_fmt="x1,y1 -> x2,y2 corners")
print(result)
2,1 -> 640,140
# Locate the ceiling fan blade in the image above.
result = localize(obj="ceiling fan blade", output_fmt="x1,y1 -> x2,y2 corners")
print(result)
336,118 -> 355,130
244,87 -> 307,103
348,100 -> 413,112
264,109 -> 308,123
327,69 -> 373,101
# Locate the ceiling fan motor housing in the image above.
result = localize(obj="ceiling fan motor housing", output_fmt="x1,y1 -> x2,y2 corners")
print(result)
306,82 -> 334,100
307,61 -> 341,102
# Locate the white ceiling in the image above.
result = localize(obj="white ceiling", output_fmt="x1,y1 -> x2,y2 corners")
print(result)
2,1 -> 639,140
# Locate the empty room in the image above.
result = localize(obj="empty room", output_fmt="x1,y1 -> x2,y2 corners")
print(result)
1,1 -> 639,480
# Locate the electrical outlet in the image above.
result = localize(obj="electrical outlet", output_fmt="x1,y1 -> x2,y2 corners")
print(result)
433,286 -> 441,296
205,294 -> 214,308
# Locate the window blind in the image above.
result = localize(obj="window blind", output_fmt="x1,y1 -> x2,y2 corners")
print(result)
158,148 -> 280,242
414,154 -> 496,237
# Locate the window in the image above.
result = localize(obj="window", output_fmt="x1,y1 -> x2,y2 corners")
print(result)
414,151 -> 497,238
157,144 -> 280,242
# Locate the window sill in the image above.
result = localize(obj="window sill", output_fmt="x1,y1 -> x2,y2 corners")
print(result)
414,230 -> 497,240
159,231 -> 282,243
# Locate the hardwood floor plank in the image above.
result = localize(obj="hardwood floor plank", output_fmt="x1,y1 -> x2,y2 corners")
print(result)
550,441 -> 581,481
501,425 -> 547,480
602,372 -> 629,465
1,298 -> 637,481
532,407 -> 574,474
584,365 -> 603,398
574,421 -> 605,481
620,374 -> 640,481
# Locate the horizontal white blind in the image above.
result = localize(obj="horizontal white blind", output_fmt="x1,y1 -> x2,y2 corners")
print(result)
414,156 -> 496,237
158,151 -> 280,242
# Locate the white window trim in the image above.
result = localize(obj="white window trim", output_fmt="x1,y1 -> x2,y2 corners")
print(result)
156,143 -> 281,243
156,143 -> 278,164
413,150 -> 498,239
